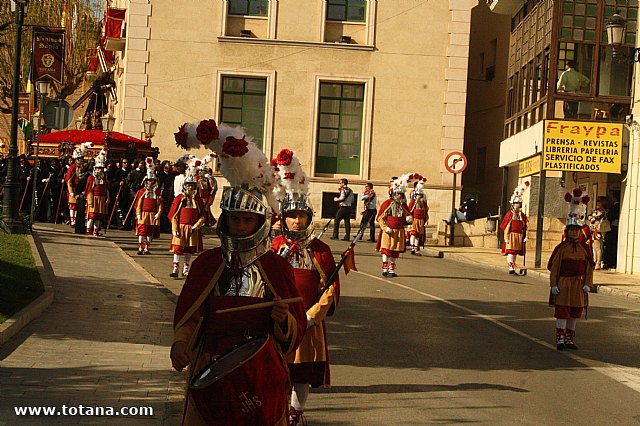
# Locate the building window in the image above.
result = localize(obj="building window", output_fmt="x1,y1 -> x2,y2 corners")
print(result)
326,0 -> 366,23
220,77 -> 267,149
228,0 -> 268,17
316,82 -> 364,175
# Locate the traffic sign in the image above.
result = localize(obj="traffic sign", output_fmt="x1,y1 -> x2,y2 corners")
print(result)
444,151 -> 467,174
43,99 -> 74,130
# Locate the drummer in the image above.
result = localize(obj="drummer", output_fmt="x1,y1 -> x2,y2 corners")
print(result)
271,149 -> 339,426
170,126 -> 306,425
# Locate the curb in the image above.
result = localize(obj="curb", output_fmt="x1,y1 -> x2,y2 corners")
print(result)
0,233 -> 55,346
423,247 -> 640,302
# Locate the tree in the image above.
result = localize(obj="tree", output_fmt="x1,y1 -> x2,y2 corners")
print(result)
0,0 -> 101,116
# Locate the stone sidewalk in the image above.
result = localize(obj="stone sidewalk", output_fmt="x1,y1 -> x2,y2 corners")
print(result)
0,225 -> 183,425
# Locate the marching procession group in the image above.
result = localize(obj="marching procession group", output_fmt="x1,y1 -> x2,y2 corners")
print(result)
1,117 -> 607,424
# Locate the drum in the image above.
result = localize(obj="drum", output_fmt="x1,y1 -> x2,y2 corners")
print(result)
189,335 -> 290,425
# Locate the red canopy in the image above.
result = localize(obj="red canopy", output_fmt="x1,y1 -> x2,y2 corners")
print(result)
39,130 -> 151,148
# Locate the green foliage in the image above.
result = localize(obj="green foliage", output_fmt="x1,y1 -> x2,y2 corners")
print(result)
0,0 -> 102,114
0,231 -> 43,323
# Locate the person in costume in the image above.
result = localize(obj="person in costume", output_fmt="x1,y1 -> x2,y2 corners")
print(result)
168,157 -> 205,278
547,188 -> 593,351
270,149 -> 339,426
500,181 -> 529,274
376,174 -> 413,277
588,200 -> 609,270
84,149 -> 110,236
64,142 -> 92,227
170,120 -> 306,426
408,177 -> 429,256
196,154 -> 218,227
135,157 -> 163,255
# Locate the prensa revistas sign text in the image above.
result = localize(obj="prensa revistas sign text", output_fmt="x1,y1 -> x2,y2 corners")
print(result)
543,120 -> 622,174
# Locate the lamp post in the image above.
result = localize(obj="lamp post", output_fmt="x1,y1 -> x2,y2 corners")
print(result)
2,0 -> 29,233
29,79 -> 50,222
143,116 -> 158,142
606,11 -> 640,62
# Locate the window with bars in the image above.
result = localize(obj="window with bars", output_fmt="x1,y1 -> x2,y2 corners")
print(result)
316,82 -> 365,175
228,0 -> 269,17
326,0 -> 366,22
220,77 -> 267,149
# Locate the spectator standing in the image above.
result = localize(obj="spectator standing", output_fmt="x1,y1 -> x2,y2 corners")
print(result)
331,178 -> 354,241
556,60 -> 590,119
360,182 -> 377,242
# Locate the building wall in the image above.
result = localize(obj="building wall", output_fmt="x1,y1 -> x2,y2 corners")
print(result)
111,0 -> 475,221
463,2 -> 510,217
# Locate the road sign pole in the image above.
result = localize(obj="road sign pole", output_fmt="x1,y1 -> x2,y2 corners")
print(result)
449,172 -> 456,246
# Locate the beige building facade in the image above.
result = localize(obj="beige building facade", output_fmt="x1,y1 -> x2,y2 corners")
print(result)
105,0 -> 476,222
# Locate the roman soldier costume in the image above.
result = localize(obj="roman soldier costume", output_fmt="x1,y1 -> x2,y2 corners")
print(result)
64,142 -> 91,226
270,149 -> 340,426
84,149 -> 110,236
547,188 -> 593,351
376,174 -> 413,277
135,157 -> 163,255
168,157 -> 205,278
407,177 -> 429,256
171,120 -> 306,426
500,181 -> 530,274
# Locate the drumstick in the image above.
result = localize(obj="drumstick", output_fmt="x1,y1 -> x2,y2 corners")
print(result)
215,297 -> 302,314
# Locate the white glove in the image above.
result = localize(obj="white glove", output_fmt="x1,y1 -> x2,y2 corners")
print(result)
551,286 -> 560,295
306,315 -> 315,329
523,238 -> 528,243
583,285 -> 591,293
405,216 -> 413,224
173,231 -> 180,237
70,193 -> 75,198
42,178 -> 48,183
153,213 -> 160,220
504,239 -> 510,244
136,215 -> 141,221
385,226 -> 392,234
191,224 -> 200,231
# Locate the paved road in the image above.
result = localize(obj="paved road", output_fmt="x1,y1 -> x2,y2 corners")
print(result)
3,224 -> 640,425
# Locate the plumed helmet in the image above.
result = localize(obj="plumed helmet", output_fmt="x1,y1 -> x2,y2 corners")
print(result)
73,142 -> 92,160
510,181 -> 530,206
272,149 -> 313,242
174,118 -> 279,267
565,188 -> 590,228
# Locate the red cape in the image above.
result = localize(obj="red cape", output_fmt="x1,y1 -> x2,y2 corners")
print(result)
64,164 -> 78,184
168,193 -> 205,221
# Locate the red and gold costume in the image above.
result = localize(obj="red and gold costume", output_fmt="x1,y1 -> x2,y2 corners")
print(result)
173,249 -> 306,426
376,198 -> 410,257
64,163 -> 79,212
85,173 -> 110,222
408,197 -> 429,253
135,186 -> 163,238
271,235 -> 339,388
376,197 -> 410,276
500,209 -> 528,273
168,193 -> 205,255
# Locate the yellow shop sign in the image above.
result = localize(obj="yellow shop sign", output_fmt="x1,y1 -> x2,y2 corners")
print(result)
519,154 -> 541,177
543,120 -> 622,174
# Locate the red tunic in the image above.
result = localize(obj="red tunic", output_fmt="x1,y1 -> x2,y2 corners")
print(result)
271,236 -> 340,387
173,249 -> 306,425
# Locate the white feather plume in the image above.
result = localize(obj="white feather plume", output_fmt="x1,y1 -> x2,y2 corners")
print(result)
273,149 -> 308,202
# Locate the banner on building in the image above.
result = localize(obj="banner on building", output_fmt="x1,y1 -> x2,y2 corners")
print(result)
519,154 -> 541,177
543,120 -> 622,174
18,93 -> 30,120
32,27 -> 65,84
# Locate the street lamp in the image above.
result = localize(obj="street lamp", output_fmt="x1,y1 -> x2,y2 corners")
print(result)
143,116 -> 158,141
2,0 -> 30,233
101,113 -> 116,133
29,79 -> 50,221
605,11 -> 640,62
